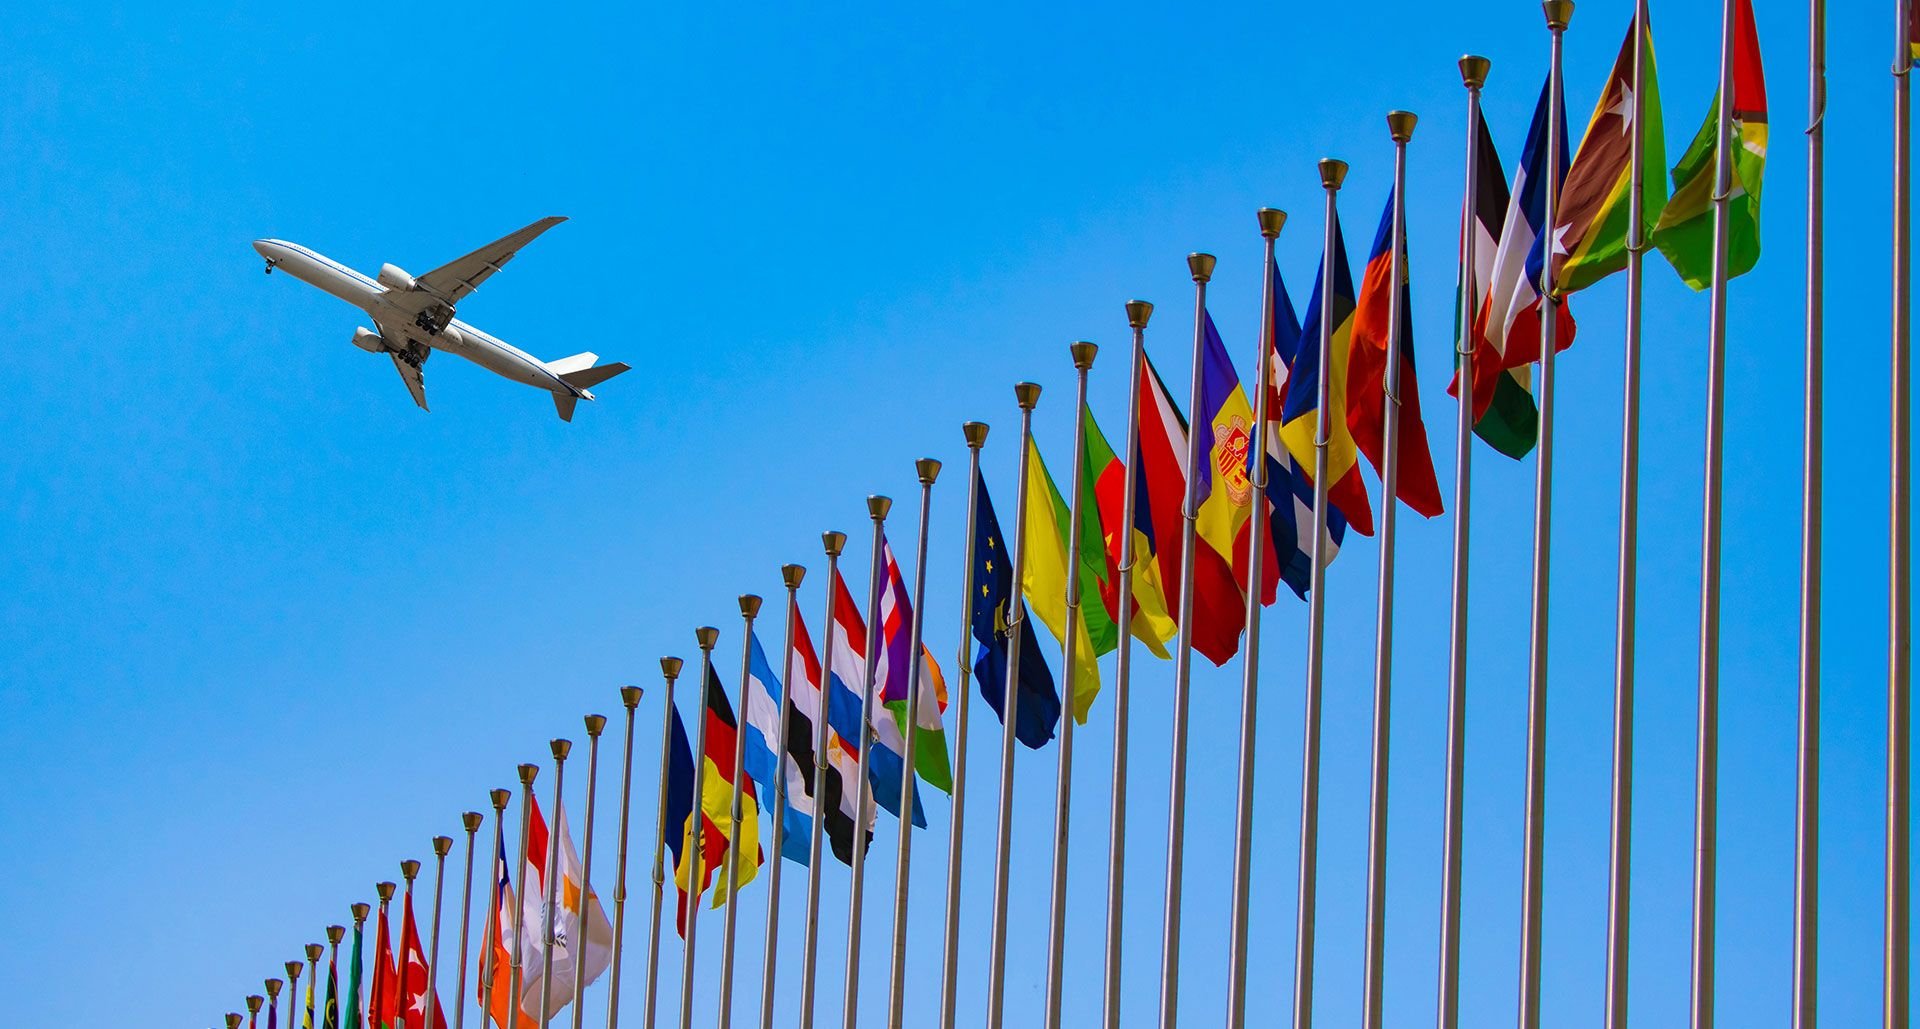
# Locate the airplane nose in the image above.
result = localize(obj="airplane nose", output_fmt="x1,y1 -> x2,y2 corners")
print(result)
252,240 -> 273,259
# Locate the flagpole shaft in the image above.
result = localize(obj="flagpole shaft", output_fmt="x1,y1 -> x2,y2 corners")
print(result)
1158,252 -> 1215,1029
1605,6 -> 1650,1027
642,665 -> 681,1029
682,633 -> 721,1029
541,742 -> 574,1026
1102,305 -> 1150,1029
889,467 -> 939,1027
986,384 -> 1042,1029
800,543 -> 846,1029
455,819 -> 480,1029
1226,218 -> 1282,1029
430,839 -> 453,1029
720,602 -> 761,1029
513,767 -> 541,1029
608,686 -> 645,1029
1893,0 -> 1914,1024
1519,9 -> 1569,1027
1043,345 -> 1096,1029
1796,3 -> 1826,1025
761,574 -> 804,1029
843,500 -> 892,1029
482,802 -> 507,1029
402,870 -> 420,1029
571,720 -> 607,1029
940,428 -> 985,1029
1293,167 -> 1344,1029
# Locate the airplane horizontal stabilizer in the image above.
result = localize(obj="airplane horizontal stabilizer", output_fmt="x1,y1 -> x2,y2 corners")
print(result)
544,352 -> 599,377
558,362 -> 630,391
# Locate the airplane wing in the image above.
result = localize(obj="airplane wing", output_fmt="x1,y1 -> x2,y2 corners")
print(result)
415,216 -> 566,305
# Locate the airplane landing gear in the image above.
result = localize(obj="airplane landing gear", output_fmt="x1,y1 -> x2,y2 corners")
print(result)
264,259 -> 277,275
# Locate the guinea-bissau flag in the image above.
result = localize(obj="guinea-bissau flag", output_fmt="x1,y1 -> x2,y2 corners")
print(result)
969,463 -> 1062,748
1554,13 -> 1667,294
1084,404 -> 1178,656
1652,0 -> 1766,290
1347,183 -> 1444,518
1022,426 -> 1116,721
1280,215 -> 1377,537
1261,254 -> 1347,596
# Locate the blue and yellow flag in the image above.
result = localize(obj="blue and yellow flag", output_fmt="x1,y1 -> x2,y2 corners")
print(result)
1280,218 -> 1376,536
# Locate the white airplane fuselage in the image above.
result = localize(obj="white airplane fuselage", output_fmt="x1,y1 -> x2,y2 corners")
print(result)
252,238 -> 575,396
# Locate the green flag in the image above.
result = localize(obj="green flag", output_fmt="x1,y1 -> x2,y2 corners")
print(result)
1554,14 -> 1667,294
342,922 -> 363,1029
1651,0 -> 1767,290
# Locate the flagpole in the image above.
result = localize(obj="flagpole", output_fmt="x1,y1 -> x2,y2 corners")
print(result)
378,883 -> 398,1028
1293,162 -> 1345,1029
1892,0 -> 1915,1023
455,813 -> 482,1029
760,565 -> 806,1029
401,861 -> 422,1029
1518,6 -> 1571,1027
1796,1 -> 1826,1025
1604,4 -> 1650,1026
800,533 -> 847,1029
351,902 -> 371,1029
843,495 -> 893,1029
1042,342 -> 1098,1029
286,961 -> 304,1029
681,628 -> 722,1029
249,993 -> 264,1029
986,381 -> 1043,1029
481,790 -> 511,1028
430,836 -> 454,1029
268,979 -> 284,1029
940,424 -> 988,1029
570,715 -> 608,1029
720,596 -> 763,1029
1438,56 -> 1487,1029
1157,252 -> 1215,1029
230,1011 -> 245,1029
539,740 -> 575,1026
307,944 -> 324,1029
1226,211 -> 1283,1029
607,685 -> 645,1029
888,459 -> 941,1028
642,660 -> 683,1029
1102,302 -> 1150,1029
326,930 -> 345,1029
512,764 -> 542,1029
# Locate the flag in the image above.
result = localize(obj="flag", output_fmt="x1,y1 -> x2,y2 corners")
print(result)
786,604 -> 875,865
694,667 -> 763,899
1651,0 -> 1767,289
396,889 -> 447,1029
304,965 -> 317,1029
370,904 -> 399,1029
344,920 -> 364,1029
1280,215 -> 1379,537
1021,433 -> 1107,721
1554,14 -> 1667,293
969,463 -> 1062,748
1262,255 -> 1348,596
517,796 -> 616,1018
1449,109 -> 1541,459
742,629 -> 816,865
1348,184 -> 1445,517
1912,0 -> 1919,61
824,565 -> 927,826
874,539 -> 954,792
1084,404 -> 1178,656
479,823 -> 536,1029
321,946 -> 338,1029
663,707 -> 715,937
1195,312 -> 1283,610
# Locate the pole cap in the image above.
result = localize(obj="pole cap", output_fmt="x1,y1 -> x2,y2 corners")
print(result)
916,458 -> 942,484
963,421 -> 990,448
433,835 -> 454,857
1015,382 -> 1042,409
1542,0 -> 1572,29
327,925 -> 346,945
518,763 -> 540,786
1459,55 -> 1491,89
1257,208 -> 1287,239
696,626 -> 720,650
867,495 -> 892,520
246,997 -> 264,1014
1388,111 -> 1417,142
620,684 -> 644,708
1319,158 -> 1349,190
782,563 -> 806,589
228,1014 -> 244,1028
375,882 -> 395,902
661,656 -> 684,680
285,960 -> 303,981
1070,341 -> 1098,370
550,738 -> 572,760
489,787 -> 511,811
1187,253 -> 1215,283
265,979 -> 282,998
1125,300 -> 1153,329
400,859 -> 421,880
738,594 -> 761,619
462,811 -> 484,832
306,942 -> 325,962
585,713 -> 608,737
350,903 -> 370,923
823,531 -> 848,557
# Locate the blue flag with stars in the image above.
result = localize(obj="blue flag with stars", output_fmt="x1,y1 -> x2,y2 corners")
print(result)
969,465 -> 1060,749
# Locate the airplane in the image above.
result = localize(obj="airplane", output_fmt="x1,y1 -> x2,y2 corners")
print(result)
253,217 -> 629,421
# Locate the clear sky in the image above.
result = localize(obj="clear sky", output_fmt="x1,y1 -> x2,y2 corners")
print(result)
0,1 -> 1903,1026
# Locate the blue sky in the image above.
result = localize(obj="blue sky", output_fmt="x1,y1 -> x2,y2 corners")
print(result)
0,1 -> 1904,1026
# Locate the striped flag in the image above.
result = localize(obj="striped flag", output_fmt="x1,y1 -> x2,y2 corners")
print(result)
1349,183 -> 1444,517
1448,107 -> 1541,459
1085,404 -> 1178,655
874,540 -> 954,792
1280,214 -> 1378,537
517,797 -> 615,1016
787,604 -> 875,864
823,566 -> 928,826
1261,256 -> 1347,596
1555,14 -> 1667,293
1651,0 -> 1767,289
741,629 -> 816,865
479,824 -> 535,1029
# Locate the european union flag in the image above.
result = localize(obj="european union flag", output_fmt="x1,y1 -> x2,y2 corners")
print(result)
969,465 -> 1060,749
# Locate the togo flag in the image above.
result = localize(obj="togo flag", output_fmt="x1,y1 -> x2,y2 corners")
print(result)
1652,0 -> 1766,290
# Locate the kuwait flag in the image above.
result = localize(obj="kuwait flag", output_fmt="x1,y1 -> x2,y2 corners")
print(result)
1448,109 -> 1541,460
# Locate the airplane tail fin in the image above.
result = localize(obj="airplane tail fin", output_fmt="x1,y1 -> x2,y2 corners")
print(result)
558,361 -> 631,391
553,392 -> 579,422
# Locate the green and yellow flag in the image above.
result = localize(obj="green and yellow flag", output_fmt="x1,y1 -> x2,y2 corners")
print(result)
1022,426 -> 1114,723
1554,13 -> 1666,294
1651,0 -> 1766,290
1083,404 -> 1176,658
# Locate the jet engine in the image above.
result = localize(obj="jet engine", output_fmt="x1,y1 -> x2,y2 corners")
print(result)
350,327 -> 387,353
376,263 -> 417,292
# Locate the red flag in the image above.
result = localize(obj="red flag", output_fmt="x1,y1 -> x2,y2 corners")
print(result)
397,890 -> 448,1029
371,904 -> 401,1029
1348,185 -> 1444,518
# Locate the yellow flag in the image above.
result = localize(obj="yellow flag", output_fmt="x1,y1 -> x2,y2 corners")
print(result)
1021,436 -> 1101,723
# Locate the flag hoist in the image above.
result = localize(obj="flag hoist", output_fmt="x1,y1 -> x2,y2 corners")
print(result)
1795,0 -> 1825,1024
680,627 -> 721,1029
399,860 -> 421,1029
759,564 -> 805,1029
454,812 -> 482,1029
606,684 -> 645,1029
986,381 -> 1042,1029
719,596 -> 762,1029
510,764 -> 539,1029
642,659 -> 682,1029
887,459 -> 941,1028
537,738 -> 573,1026
570,714 -> 608,1029
939,423 -> 988,1029
843,495 -> 891,1029
479,789 -> 511,1028
799,531 -> 847,1029
428,835 -> 453,1029
1892,0 -> 1914,1021
305,945 -> 324,1029
285,961 -> 303,1029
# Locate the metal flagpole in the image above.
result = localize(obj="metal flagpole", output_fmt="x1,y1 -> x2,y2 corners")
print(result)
429,837 -> 453,1029
1892,0 -> 1915,1023
353,901 -> 374,1028
455,813 -> 482,1029
1293,162 -> 1345,1029
268,979 -> 284,1029
306,944 -> 323,1029
1438,56 -> 1488,1029
285,962 -> 303,1029
681,629 -> 722,1029
512,764 -> 542,1029
940,424 -> 988,1029
1518,6 -> 1571,1027
229,1011 -> 245,1029
328,926 -> 346,1018
570,716 -> 608,1029
800,533 -> 848,1029
1227,209 -> 1285,1029
986,382 -> 1043,1029
720,597 -> 763,1029
888,460 -> 941,1027
1102,302 -> 1151,1029
248,993 -> 264,1029
1361,112 -> 1416,1029
1158,252 -> 1216,1029
481,790 -> 512,1026
378,884 -> 399,1026
1605,4 -> 1651,1025
401,861 -> 421,1029
760,565 -> 806,1029
539,740 -> 575,1026
1796,2 -> 1826,1025
1043,343 -> 1098,1029
607,685 -> 645,1029
641,660 -> 683,1029
843,496 -> 893,1029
